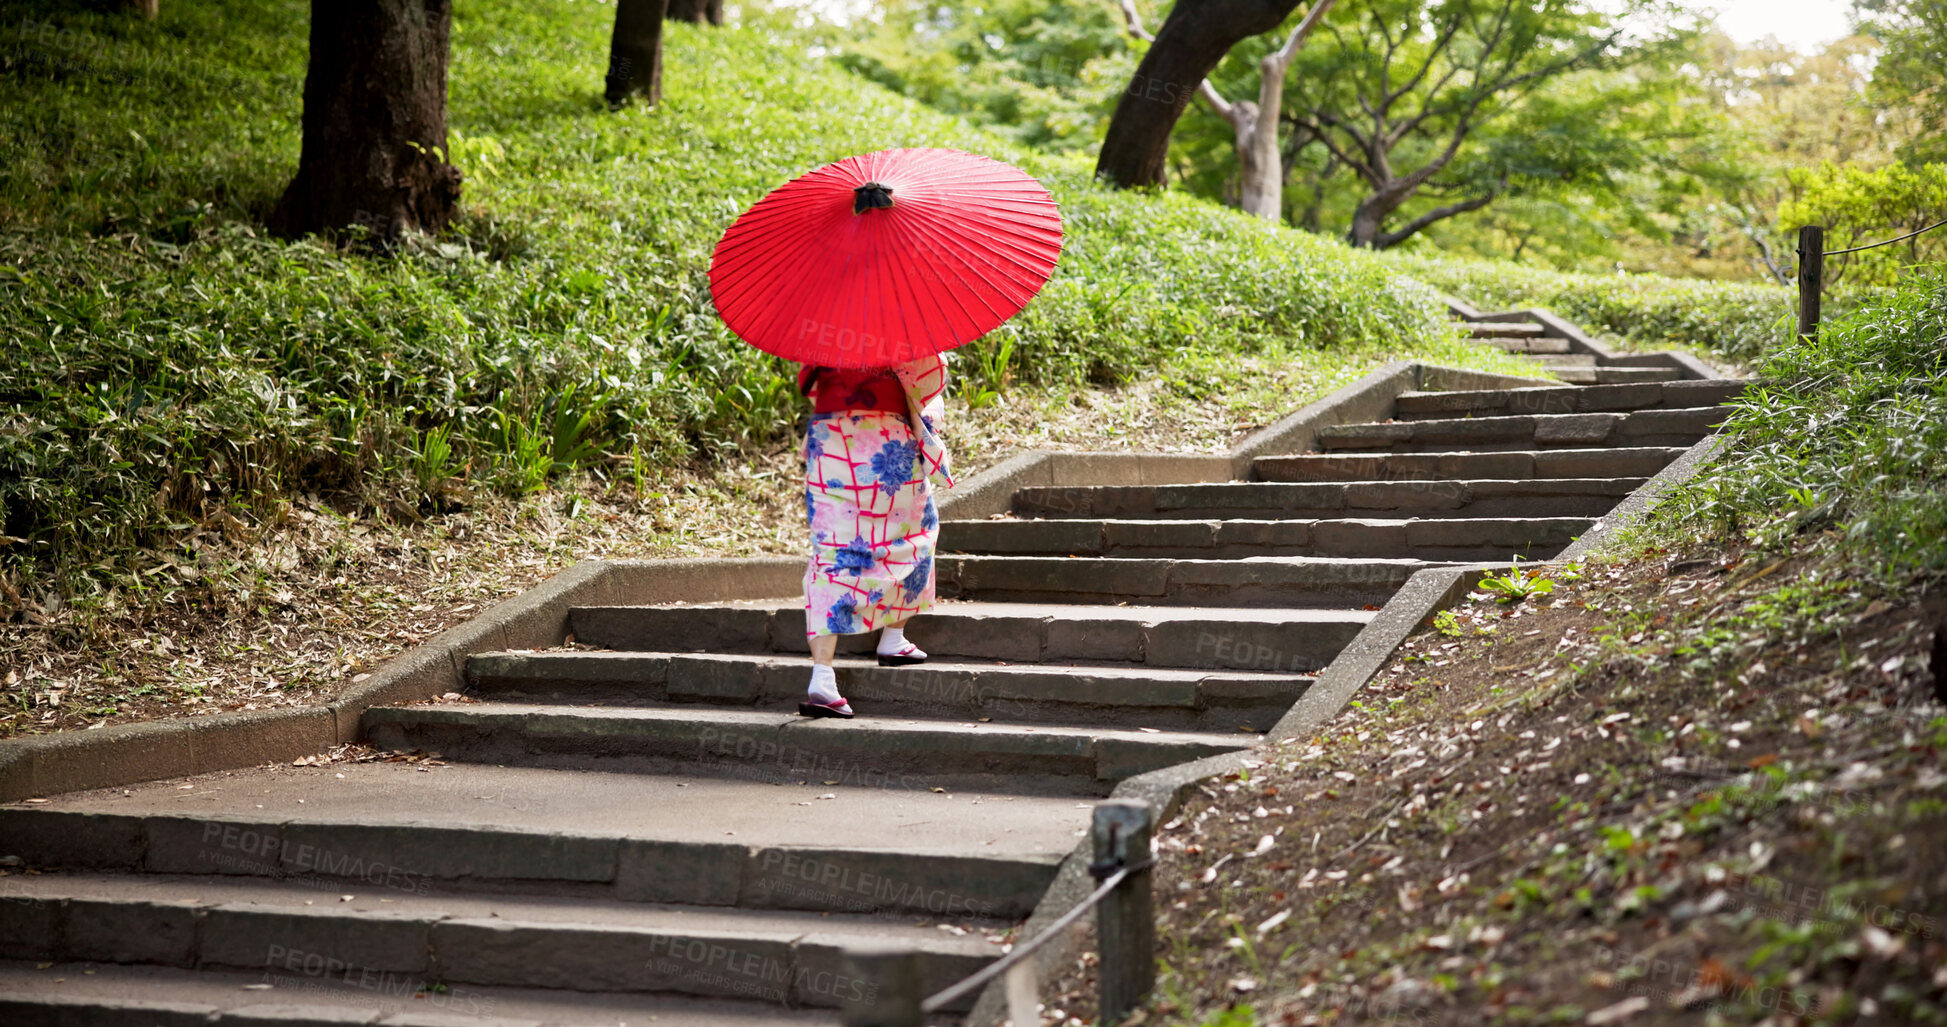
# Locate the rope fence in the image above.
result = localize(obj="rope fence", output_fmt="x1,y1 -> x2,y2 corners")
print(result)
840,799 -> 1158,1027
1796,217 -> 1947,339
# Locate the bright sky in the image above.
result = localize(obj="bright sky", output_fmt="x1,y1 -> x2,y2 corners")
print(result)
1708,0 -> 1856,50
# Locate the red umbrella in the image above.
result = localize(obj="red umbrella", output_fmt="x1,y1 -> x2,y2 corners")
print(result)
709,148 -> 1063,368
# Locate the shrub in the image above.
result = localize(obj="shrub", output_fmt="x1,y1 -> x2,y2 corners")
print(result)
1655,265 -> 1947,581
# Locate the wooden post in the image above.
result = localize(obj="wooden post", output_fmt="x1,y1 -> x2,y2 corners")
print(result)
841,945 -> 924,1027
1797,225 -> 1824,340
1094,799 -> 1156,1023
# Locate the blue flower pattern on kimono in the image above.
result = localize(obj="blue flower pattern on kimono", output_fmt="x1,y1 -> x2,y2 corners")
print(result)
869,438 -> 920,490
825,594 -> 858,634
803,487 -> 817,530
921,497 -> 938,532
900,556 -> 932,603
833,536 -> 873,576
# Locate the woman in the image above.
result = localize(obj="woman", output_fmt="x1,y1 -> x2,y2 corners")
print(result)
797,353 -> 954,718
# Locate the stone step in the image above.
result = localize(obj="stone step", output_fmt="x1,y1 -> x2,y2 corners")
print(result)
0,874 -> 995,1011
941,515 -> 1589,562
1314,407 -> 1727,452
468,651 -> 1312,732
1480,335 -> 1572,353
0,961 -> 837,1027
1011,478 -> 1643,521
936,554 -> 1447,608
1253,448 -> 1684,483
1553,365 -> 1684,384
1394,381 -> 1748,420
362,703 -> 1254,796
0,763 -> 1080,919
1463,320 -> 1545,337
571,601 -> 1370,673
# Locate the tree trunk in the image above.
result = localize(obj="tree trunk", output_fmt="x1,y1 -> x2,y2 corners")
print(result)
1097,0 -> 1304,189
125,0 -> 159,19
666,0 -> 723,25
270,0 -> 462,243
1347,184 -> 1408,247
606,0 -> 672,108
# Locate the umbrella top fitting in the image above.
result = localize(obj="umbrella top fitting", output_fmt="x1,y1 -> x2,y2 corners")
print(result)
711,148 -> 1064,369
853,182 -> 895,214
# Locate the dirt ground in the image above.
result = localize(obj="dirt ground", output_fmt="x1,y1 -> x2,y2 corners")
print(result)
1040,538 -> 1946,1026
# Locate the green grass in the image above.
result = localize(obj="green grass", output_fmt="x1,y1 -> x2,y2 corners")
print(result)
1652,265 -> 1947,581
0,0 -> 1522,599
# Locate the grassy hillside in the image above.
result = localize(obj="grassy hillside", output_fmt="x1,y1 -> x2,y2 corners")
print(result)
0,0 -> 1538,603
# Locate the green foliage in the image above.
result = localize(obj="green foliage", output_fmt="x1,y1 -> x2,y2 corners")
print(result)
1856,0 -> 1947,165
1393,253 -> 1793,362
1777,161 -> 1947,286
0,0 -> 1473,596
834,0 -> 1131,154
1657,265 -> 1947,580
1268,0 -> 1701,247
1476,562 -> 1556,604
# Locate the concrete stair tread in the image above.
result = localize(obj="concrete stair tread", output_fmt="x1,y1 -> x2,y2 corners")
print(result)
2,761 -> 1086,860
1314,406 -> 1726,452
361,703 -> 1256,795
937,553 -> 1454,608
1393,380 -> 1750,419
1010,478 -> 1646,521
0,871 -> 1011,946
1464,321 -> 1545,335
938,515 -> 1589,562
465,651 -> 1315,732
374,701 -> 1256,747
568,601 -> 1373,672
0,960 -> 838,1026
1555,366 -> 1683,384
606,598 -> 1376,625
476,649 -> 1314,684
1251,449 -> 1685,483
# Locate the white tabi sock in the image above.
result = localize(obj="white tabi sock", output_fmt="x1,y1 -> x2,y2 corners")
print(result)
877,626 -> 909,655
807,664 -> 842,704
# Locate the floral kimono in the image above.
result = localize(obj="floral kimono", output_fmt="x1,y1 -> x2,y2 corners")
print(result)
801,354 -> 954,638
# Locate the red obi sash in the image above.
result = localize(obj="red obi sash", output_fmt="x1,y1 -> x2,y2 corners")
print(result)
808,369 -> 907,415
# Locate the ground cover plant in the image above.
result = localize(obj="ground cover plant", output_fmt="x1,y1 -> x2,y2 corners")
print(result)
1039,272 -> 1947,1024
0,0 -> 1542,734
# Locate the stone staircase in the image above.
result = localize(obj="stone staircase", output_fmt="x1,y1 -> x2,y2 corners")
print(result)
1461,321 -> 1682,384
0,378 -> 1745,1026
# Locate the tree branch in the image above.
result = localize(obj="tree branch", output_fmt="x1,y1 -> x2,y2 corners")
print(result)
1374,185 -> 1503,249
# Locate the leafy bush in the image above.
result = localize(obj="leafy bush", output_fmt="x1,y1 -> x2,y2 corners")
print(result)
1655,265 -> 1947,580
1391,253 -> 1795,363
1776,161 -> 1947,287
0,0 -> 1469,595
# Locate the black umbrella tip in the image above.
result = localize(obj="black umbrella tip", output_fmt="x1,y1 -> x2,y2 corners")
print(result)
853,182 -> 895,214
